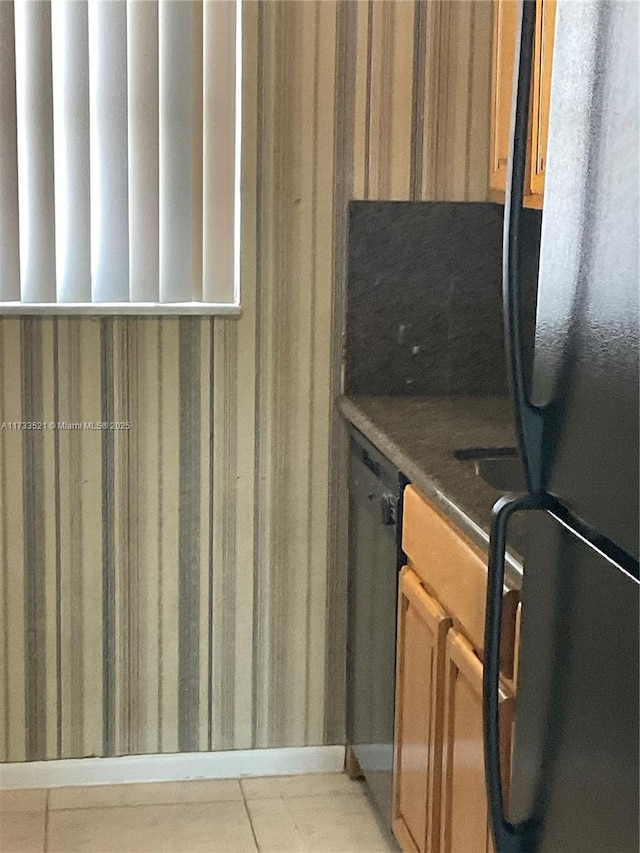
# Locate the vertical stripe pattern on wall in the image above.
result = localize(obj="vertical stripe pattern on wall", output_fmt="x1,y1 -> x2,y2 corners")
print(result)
251,0 -> 336,749
324,0 -> 356,746
326,0 -> 494,740
100,319 -> 115,756
0,0 -> 494,762
57,319 -> 103,759
178,318 -> 201,752
350,0 -> 492,203
0,317 -> 218,761
21,320 -> 45,760
410,1 -> 428,199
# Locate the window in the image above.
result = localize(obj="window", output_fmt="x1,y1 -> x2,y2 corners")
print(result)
0,0 -> 241,314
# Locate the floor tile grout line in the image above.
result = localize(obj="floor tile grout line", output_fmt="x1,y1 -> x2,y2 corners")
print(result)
44,776 -> 246,813
240,786 -> 260,853
44,798 -> 245,813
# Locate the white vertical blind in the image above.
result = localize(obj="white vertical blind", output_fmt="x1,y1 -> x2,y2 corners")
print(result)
159,0 -> 198,303
127,0 -> 159,303
14,0 -> 56,303
0,0 -> 240,312
0,2 -> 20,301
203,0 -> 237,305
88,0 -> 129,303
51,0 -> 91,303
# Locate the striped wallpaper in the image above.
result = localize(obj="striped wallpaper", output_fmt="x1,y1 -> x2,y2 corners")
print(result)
0,1 -> 493,763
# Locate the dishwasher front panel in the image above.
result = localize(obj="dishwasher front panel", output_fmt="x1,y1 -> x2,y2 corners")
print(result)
347,432 -> 403,827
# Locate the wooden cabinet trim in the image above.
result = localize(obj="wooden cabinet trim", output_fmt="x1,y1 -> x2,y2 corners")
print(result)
530,0 -> 556,196
401,564 -> 452,635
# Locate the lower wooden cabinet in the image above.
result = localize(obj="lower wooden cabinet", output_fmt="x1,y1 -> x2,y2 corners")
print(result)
393,488 -> 519,853
440,630 -> 514,853
393,567 -> 451,853
392,570 -> 515,853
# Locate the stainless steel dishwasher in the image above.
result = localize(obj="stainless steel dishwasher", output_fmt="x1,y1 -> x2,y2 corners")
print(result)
346,428 -> 405,828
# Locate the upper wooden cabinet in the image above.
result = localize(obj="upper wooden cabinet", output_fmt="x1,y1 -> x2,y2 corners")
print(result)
490,0 -> 520,198
489,0 -> 556,208
529,0 -> 556,196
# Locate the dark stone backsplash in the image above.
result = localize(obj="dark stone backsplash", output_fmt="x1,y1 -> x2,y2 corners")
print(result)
345,201 -> 542,396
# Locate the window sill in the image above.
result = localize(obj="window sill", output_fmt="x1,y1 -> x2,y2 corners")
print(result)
0,302 -> 242,317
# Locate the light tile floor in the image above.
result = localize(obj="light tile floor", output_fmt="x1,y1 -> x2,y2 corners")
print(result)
0,773 -> 399,853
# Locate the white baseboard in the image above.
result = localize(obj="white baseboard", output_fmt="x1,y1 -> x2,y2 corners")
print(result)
0,745 -> 346,790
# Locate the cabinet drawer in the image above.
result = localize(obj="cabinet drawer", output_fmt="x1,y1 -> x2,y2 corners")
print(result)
402,485 -> 518,675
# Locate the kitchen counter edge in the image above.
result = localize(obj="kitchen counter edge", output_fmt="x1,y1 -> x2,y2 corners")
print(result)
338,395 -> 523,587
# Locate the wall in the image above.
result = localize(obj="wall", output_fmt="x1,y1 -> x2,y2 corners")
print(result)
0,0 -> 493,762
326,0 -> 493,740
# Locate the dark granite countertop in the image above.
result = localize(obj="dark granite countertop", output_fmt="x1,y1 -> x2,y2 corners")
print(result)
338,395 -> 525,586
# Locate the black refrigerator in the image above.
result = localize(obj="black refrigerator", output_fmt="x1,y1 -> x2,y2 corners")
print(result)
483,3 -> 639,853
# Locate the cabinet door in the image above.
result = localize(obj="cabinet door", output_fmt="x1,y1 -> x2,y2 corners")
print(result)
393,568 -> 452,853
529,0 -> 556,196
489,0 -> 519,196
440,630 -> 514,853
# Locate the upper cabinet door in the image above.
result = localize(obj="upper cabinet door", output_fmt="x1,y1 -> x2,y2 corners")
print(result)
489,0 -> 555,208
489,0 -> 519,196
529,0 -> 556,196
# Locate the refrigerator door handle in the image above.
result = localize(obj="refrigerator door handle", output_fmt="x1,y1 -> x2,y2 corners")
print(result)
503,0 -> 545,496
484,493 -> 550,853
